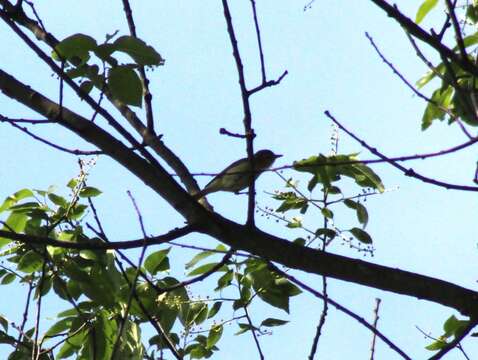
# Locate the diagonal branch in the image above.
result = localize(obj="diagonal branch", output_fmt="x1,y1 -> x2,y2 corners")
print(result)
324,111 -> 478,192
1,67 -> 478,320
0,226 -> 195,250
0,0 -> 202,197
369,0 -> 478,77
269,263 -> 411,360
120,0 -> 156,133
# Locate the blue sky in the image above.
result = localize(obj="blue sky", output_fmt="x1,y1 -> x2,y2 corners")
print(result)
1,1 -> 478,359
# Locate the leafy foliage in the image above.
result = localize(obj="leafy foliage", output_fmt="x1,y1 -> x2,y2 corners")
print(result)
0,175 -> 306,359
52,33 -> 164,107
272,153 -> 383,251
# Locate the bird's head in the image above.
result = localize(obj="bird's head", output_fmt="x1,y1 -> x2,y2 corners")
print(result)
254,149 -> 282,169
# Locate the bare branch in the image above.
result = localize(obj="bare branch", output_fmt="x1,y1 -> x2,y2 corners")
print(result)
324,111 -> 478,192
370,298 -> 382,360
222,0 -> 257,226
269,263 -> 411,360
0,226 -> 195,250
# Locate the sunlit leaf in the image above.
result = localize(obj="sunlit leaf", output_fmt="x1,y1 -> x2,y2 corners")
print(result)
350,227 -> 373,244
108,66 -> 143,107
113,36 -> 165,66
416,0 -> 439,24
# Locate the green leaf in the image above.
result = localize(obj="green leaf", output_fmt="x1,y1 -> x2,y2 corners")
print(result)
275,192 -> 308,213
286,217 -> 302,228
293,237 -> 306,246
207,302 -> 222,319
215,269 -> 233,290
45,317 -> 74,337
108,66 -> 143,107
57,325 -> 87,358
144,248 -> 171,275
48,193 -> 68,207
206,324 -> 223,349
356,202 -> 369,227
350,227 -> 373,244
416,0 -> 439,24
113,36 -> 165,66
443,315 -> 469,337
9,202 -> 41,213
321,207 -> 333,219
189,344 -> 211,359
344,199 -> 357,209
1,273 -> 16,285
94,43 -> 116,61
35,276 -> 52,298
185,249 -> 217,269
247,265 -> 301,313
69,204 -> 88,220
260,318 -> 289,327
235,322 -> 256,335
315,228 -> 336,240
345,200 -> 369,227
53,277 -> 70,300
184,302 -> 208,326
3,212 -> 28,233
67,178 -> 79,189
293,154 -> 384,192
421,86 -> 453,130
0,189 -> 34,213
188,262 -> 227,276
79,186 -> 102,198
347,163 -> 384,192
53,33 -> 97,63
0,315 -> 7,332
416,63 -> 447,89
79,80 -> 93,94
466,5 -> 478,24
18,250 -> 44,273
425,337 -> 447,351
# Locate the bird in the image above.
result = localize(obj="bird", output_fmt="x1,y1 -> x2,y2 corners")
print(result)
193,149 -> 282,199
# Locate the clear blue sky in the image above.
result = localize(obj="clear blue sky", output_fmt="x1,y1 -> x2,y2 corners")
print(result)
1,1 -> 477,359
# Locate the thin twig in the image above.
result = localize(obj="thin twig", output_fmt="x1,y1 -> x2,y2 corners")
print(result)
236,276 -> 264,360
111,191 -> 150,359
221,0 -> 256,226
250,0 -> 266,83
324,111 -> 478,192
121,0 -> 156,133
248,70 -> 288,95
6,121 -> 104,155
308,191 -> 330,360
365,32 -> 456,119
0,225 -> 195,250
268,262 -> 411,360
370,298 -> 382,360
369,0 -> 478,77
16,281 -> 33,352
444,0 -> 469,64
32,250 -> 47,360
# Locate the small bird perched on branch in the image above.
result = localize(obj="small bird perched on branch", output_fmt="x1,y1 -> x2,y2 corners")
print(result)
194,149 -> 282,199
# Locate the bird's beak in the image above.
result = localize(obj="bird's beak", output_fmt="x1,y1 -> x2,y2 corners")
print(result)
274,154 -> 283,159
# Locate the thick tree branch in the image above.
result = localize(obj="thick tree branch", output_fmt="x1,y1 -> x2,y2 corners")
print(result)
1,68 -> 477,319
0,0 -> 202,198
369,0 -> 478,77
